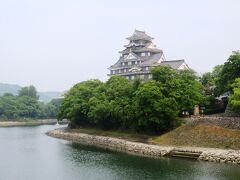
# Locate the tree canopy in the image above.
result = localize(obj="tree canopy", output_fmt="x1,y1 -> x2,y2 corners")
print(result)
58,66 -> 205,134
18,85 -> 39,100
229,78 -> 240,110
0,86 -> 60,120
215,52 -> 240,95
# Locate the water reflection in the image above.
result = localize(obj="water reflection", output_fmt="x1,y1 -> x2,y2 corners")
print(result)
64,143 -> 240,180
0,125 -> 239,180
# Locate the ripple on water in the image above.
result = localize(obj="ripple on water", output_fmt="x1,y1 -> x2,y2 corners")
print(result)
0,125 -> 239,180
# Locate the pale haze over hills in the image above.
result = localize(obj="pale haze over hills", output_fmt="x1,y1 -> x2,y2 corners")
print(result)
0,83 -> 62,103
0,0 -> 240,91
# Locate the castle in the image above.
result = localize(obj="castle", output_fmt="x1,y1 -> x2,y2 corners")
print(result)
108,29 -> 189,80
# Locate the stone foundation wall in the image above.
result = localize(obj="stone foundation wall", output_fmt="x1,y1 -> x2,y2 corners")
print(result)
47,128 -> 240,165
199,150 -> 240,164
47,129 -> 173,158
192,116 -> 240,130
224,104 -> 240,117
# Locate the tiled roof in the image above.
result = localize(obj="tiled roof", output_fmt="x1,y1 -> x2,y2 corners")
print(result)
109,53 -> 163,69
160,60 -> 186,69
126,30 -> 153,41
119,47 -> 162,54
139,53 -> 163,66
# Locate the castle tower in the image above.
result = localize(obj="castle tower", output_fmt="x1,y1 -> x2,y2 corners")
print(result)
108,29 -> 189,80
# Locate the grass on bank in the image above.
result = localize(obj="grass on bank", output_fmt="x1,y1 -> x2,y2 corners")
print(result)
66,127 -> 153,143
153,122 -> 240,150
0,119 -> 60,127
67,121 -> 240,150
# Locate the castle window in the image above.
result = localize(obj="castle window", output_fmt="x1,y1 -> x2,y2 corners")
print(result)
144,75 -> 148,80
141,52 -> 145,56
132,61 -> 135,65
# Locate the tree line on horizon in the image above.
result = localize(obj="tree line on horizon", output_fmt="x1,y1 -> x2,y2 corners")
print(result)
0,86 -> 60,120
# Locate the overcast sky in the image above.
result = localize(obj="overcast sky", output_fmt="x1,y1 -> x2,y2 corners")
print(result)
0,0 -> 240,91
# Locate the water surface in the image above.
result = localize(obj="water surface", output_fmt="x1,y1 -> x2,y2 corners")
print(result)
0,125 -> 239,180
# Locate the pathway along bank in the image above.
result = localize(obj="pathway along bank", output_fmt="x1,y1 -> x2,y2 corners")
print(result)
47,128 -> 240,165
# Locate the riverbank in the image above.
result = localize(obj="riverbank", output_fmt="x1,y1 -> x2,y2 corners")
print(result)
0,119 -> 68,127
47,128 -> 240,165
154,116 -> 240,150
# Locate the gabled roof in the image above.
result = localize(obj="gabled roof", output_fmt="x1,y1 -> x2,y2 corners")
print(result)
160,60 -> 187,69
125,51 -> 138,60
109,53 -> 142,69
140,53 -> 164,67
126,29 -> 153,41
109,57 -> 124,69
119,47 -> 162,54
124,41 -> 145,48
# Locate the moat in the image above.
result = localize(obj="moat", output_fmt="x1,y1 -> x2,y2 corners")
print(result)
0,125 -> 239,180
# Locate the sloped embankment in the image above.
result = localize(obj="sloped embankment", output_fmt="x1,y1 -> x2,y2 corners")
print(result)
47,128 -> 174,158
153,117 -> 240,150
47,126 -> 240,164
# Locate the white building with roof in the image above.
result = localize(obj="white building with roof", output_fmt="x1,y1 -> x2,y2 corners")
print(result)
108,29 -> 189,80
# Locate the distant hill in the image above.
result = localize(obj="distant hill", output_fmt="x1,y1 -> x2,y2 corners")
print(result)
0,83 -> 22,96
0,83 -> 63,103
38,91 -> 63,103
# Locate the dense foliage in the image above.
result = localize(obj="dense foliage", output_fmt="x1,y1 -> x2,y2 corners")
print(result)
229,78 -> 240,110
215,52 -> 240,96
199,52 -> 240,114
58,66 -> 205,134
0,86 -> 60,120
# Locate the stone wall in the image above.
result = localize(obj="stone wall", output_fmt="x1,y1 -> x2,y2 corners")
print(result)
191,116 -> 240,130
47,128 -> 240,165
224,104 -> 240,117
199,149 -> 240,164
47,129 -> 173,158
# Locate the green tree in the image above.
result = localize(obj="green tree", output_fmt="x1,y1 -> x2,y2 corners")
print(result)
151,65 -> 178,85
16,96 -> 41,118
0,95 -> 19,119
88,76 -> 136,129
135,80 -> 178,133
0,86 -> 58,120
229,78 -> 240,110
212,64 -> 223,81
58,79 -> 104,126
58,67 -> 205,134
215,52 -> 240,95
152,66 -> 205,111
18,86 -> 39,100
177,70 -> 206,110
200,72 -> 215,96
